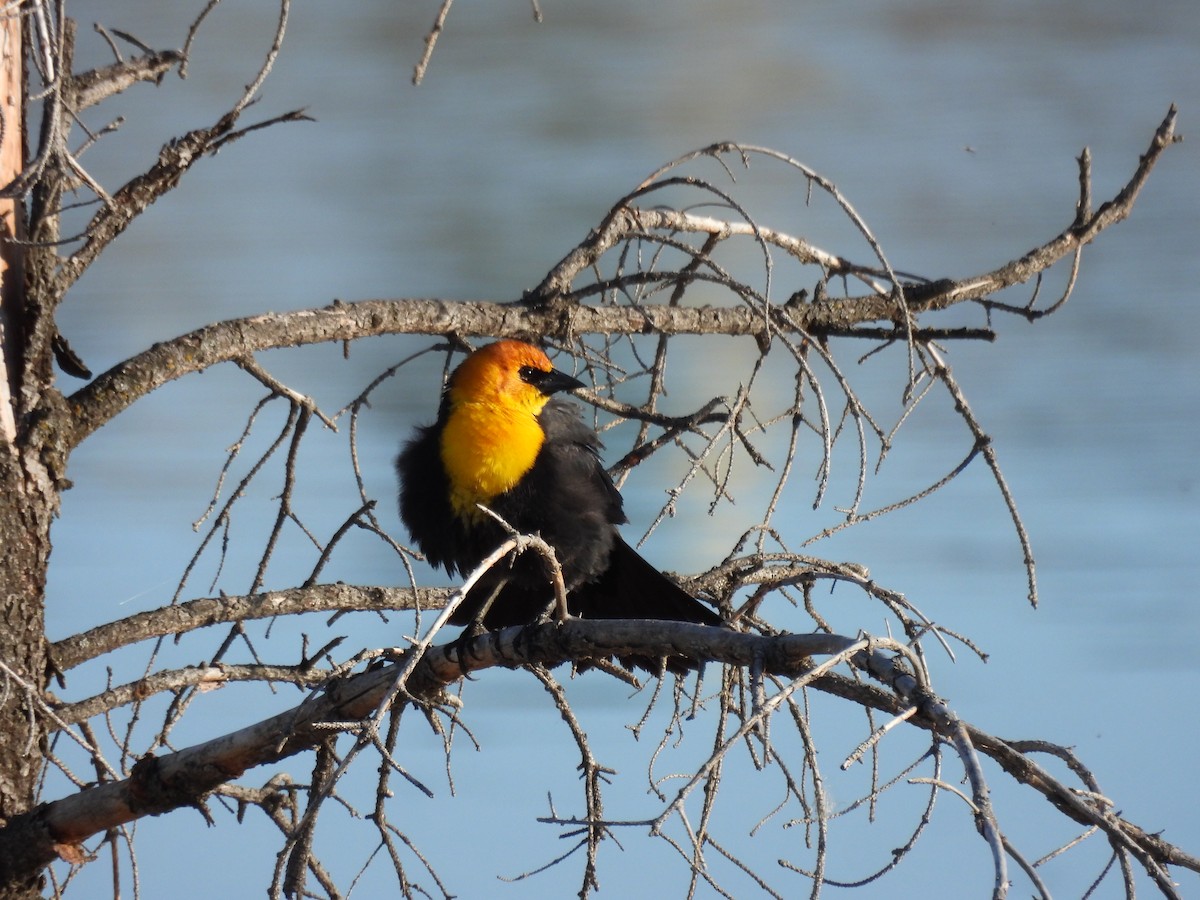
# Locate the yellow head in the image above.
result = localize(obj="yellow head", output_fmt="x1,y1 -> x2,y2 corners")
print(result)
439,341 -> 583,518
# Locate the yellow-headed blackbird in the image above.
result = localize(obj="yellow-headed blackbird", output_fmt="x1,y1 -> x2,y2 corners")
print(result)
396,340 -> 723,655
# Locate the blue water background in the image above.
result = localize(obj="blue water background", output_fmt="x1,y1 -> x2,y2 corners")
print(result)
47,1 -> 1199,896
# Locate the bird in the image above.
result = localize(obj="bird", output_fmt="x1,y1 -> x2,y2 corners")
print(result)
396,339 -> 723,670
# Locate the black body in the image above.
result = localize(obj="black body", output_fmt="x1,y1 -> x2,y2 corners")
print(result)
397,397 -> 724,635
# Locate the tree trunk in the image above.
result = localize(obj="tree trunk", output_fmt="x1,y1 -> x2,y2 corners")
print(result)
0,12 -> 50,900
0,464 -> 53,900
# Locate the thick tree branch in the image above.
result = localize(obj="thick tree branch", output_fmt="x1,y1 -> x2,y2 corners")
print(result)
50,554 -> 864,674
3,623 -> 841,883
3,619 -> 1192,891
58,298 -> 764,451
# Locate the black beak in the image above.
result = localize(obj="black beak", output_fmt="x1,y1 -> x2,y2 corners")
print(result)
521,366 -> 585,396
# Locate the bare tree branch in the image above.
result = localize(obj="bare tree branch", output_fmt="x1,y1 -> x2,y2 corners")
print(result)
6,619 -> 1195,892
52,104 -> 1178,462
50,584 -> 438,673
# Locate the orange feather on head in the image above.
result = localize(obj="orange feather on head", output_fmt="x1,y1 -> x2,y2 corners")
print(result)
439,341 -> 577,519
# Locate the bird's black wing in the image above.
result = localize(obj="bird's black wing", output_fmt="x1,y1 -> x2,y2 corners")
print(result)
492,399 -> 626,585
397,422 -> 484,577
570,534 -> 724,626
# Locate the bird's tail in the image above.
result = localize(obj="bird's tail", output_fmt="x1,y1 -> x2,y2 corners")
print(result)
569,536 -> 724,674
450,536 -> 724,674
571,536 -> 723,626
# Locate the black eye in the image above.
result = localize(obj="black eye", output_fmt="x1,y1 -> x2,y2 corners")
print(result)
518,366 -> 544,384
